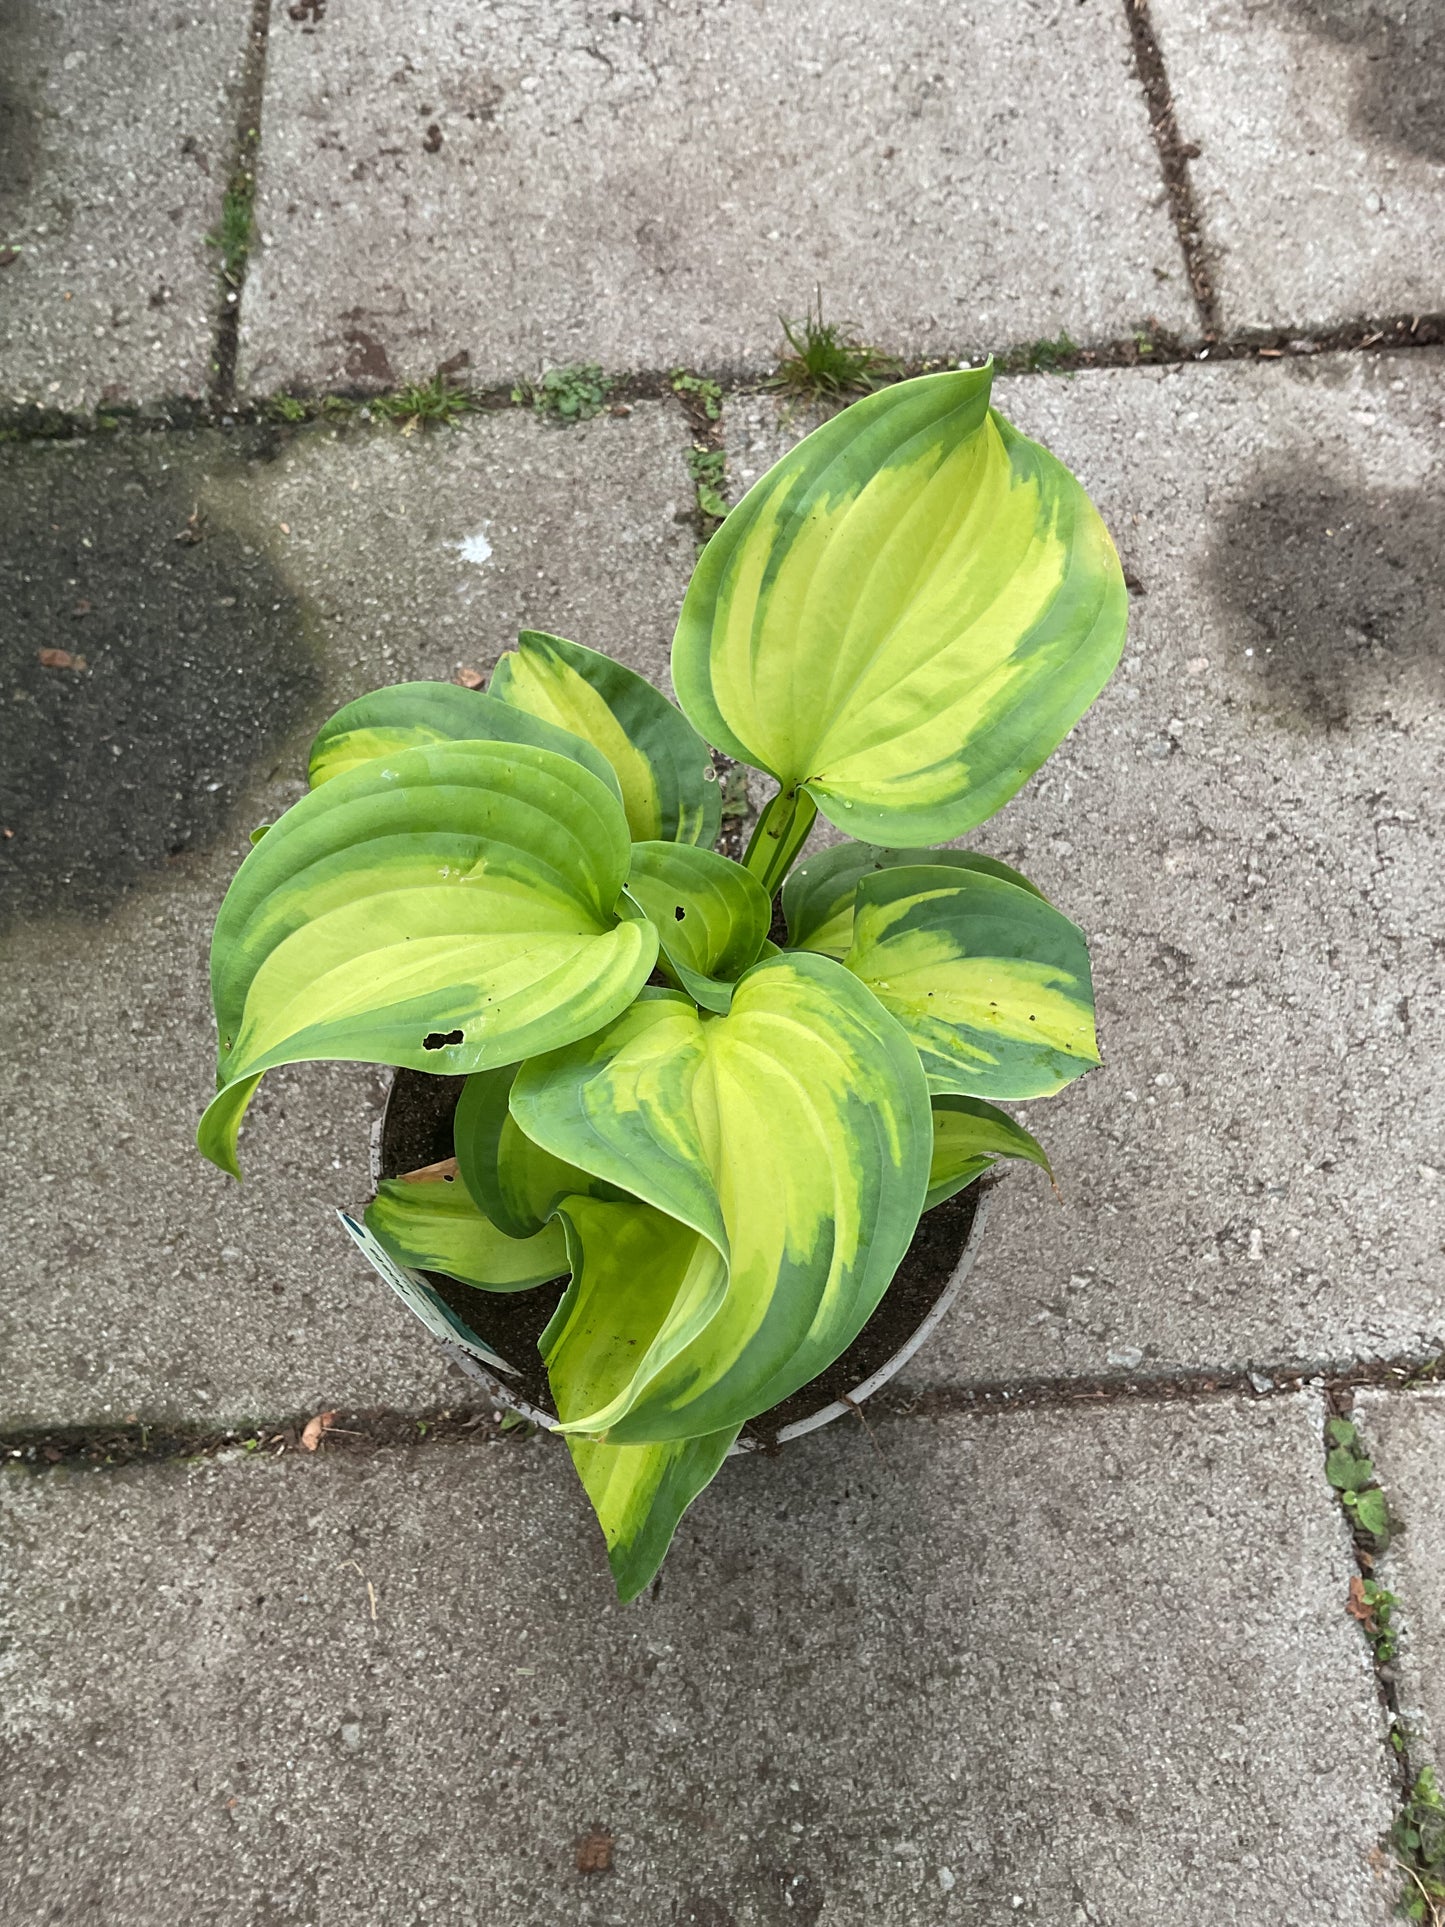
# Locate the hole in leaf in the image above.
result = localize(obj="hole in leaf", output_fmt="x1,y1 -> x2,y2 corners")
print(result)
423,1028 -> 465,1050
673,904 -> 686,921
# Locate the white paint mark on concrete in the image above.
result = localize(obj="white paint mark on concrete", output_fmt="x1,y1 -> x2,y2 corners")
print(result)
452,530 -> 493,567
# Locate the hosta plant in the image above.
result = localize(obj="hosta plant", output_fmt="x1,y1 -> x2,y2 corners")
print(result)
199,366 -> 1126,1599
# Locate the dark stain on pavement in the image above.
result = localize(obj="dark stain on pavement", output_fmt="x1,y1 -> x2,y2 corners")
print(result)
1286,0 -> 1445,165
0,1 -> 45,226
1208,464 -> 1443,732
0,433 -> 320,930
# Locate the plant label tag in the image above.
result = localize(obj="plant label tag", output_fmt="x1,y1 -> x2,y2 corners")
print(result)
336,1211 -> 520,1377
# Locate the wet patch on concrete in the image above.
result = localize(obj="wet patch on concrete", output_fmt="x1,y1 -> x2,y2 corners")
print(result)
0,432 -> 319,929
1287,0 -> 1445,165
1207,463 -> 1443,733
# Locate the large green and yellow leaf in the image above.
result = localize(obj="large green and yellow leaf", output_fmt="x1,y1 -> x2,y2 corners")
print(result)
545,1196 -> 739,1601
563,1427 -> 737,1603
671,365 -> 1127,847
843,865 -> 1098,1100
927,1095 -> 1052,1208
453,1065 -> 622,1240
198,740 -> 657,1177
783,838 -> 1046,959
511,953 -> 931,1443
626,841 -> 772,1013
491,630 -> 720,847
307,680 -> 621,799
364,1171 -> 568,1291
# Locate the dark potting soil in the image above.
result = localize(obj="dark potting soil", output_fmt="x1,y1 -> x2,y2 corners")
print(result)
378,1069 -> 979,1446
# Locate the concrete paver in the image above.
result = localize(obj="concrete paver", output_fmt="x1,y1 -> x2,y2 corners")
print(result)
0,0 -> 248,411
0,404 -> 696,1427
0,1394 -> 1393,1925
1151,0 -> 1445,332
1355,1387 -> 1445,1761
728,350 -> 1445,1384
238,0 -> 1194,396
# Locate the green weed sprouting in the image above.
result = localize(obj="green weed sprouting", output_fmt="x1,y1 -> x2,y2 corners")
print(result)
670,370 -> 722,422
686,445 -> 728,521
768,298 -> 899,401
514,364 -> 613,423
1325,1415 -> 1392,1539
1394,1765 -> 1445,1923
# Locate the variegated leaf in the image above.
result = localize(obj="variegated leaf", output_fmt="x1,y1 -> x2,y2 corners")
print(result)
927,1095 -> 1052,1208
545,1197 -> 739,1601
453,1064 -> 622,1240
784,839 -> 1046,960
306,680 -> 621,799
671,366 -> 1127,848
198,740 -> 657,1177
511,953 -> 931,1443
491,630 -> 720,846
365,1171 -> 568,1291
626,841 -> 773,1014
843,864 -> 1098,1100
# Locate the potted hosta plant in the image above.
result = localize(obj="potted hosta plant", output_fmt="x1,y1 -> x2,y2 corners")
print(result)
199,365 -> 1125,1599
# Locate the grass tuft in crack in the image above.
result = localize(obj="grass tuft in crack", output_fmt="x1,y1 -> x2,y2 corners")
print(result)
372,374 -> 473,431
206,131 -> 258,289
513,364 -> 613,424
768,296 -> 899,401
998,332 -> 1081,376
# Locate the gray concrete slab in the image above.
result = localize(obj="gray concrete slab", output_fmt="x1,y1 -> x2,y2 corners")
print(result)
0,1394 -> 1393,1924
0,0 -> 248,411
237,0 -> 1194,396
1354,1387 -> 1445,1760
0,403 -> 696,1427
1150,0 -> 1445,332
727,350 -> 1445,1384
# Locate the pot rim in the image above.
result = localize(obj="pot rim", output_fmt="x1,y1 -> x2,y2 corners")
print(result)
367,1083 -> 991,1453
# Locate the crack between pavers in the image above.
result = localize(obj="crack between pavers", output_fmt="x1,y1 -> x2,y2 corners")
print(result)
1121,0 -> 1221,337
1321,1393 -> 1445,1921
207,0 -> 273,408
1,313 -> 1442,445
5,1349 -> 1440,1473
877,1349 -> 1445,1421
